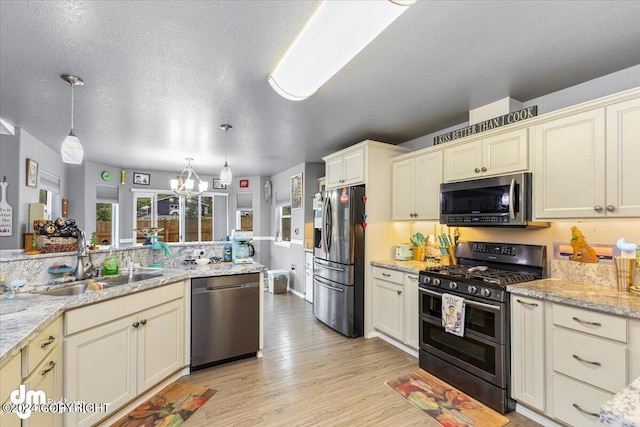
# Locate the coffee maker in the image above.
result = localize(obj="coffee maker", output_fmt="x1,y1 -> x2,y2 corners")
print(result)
231,229 -> 255,264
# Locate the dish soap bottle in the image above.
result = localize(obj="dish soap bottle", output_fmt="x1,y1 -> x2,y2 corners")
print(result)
103,248 -> 119,276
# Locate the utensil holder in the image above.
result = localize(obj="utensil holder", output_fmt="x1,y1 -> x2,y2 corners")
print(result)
614,257 -> 636,291
413,246 -> 424,261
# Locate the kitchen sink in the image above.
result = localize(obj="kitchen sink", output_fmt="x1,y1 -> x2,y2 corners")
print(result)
40,272 -> 164,296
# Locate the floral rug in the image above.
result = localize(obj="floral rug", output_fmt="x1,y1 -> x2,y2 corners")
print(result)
385,369 -> 509,427
111,381 -> 216,427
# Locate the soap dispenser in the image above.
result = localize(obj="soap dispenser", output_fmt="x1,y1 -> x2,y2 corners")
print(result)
103,248 -> 119,276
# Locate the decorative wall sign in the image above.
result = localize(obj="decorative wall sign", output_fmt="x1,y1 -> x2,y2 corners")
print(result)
26,158 -> 39,187
0,179 -> 13,236
434,106 -> 537,145
239,179 -> 249,188
291,173 -> 303,210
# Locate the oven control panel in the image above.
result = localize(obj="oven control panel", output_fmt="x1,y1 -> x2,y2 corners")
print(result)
472,243 -> 516,256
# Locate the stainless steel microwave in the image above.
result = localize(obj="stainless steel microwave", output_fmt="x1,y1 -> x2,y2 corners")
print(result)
440,172 -> 547,227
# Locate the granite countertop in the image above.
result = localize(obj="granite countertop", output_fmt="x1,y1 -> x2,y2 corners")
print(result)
0,262 -> 266,368
507,279 -> 640,319
370,259 -> 441,274
372,260 -> 640,318
601,376 -> 640,427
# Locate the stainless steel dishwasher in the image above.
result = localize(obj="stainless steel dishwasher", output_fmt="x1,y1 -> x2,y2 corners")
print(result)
191,273 -> 260,369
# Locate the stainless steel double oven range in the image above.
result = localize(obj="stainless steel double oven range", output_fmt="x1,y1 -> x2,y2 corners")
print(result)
418,241 -> 546,414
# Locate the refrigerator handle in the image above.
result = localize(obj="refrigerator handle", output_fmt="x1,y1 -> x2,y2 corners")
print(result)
324,196 -> 332,253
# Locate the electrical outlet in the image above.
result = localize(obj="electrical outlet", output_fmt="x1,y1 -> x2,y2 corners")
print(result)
193,249 -> 200,257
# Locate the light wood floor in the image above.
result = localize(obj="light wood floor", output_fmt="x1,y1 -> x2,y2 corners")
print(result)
180,291 -> 541,426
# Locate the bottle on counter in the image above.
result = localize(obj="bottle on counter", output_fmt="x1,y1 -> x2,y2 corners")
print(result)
223,236 -> 232,262
103,248 -> 119,276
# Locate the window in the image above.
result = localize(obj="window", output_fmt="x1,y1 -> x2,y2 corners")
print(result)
277,205 -> 291,242
96,184 -> 119,247
132,190 -> 228,243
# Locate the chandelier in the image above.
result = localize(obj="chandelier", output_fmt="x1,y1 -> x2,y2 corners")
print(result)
170,157 -> 208,198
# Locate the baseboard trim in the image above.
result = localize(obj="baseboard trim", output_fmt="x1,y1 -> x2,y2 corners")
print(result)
288,288 -> 305,299
368,331 -> 418,359
515,403 -> 563,426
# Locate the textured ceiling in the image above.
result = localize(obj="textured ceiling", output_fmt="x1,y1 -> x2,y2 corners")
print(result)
1,1 -> 640,177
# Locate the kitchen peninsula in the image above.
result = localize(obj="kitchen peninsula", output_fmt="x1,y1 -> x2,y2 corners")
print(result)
0,255 -> 265,426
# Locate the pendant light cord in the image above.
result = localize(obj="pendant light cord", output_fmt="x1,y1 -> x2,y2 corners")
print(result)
70,82 -> 75,135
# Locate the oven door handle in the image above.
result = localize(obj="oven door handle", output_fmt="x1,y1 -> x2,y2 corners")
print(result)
419,288 -> 500,312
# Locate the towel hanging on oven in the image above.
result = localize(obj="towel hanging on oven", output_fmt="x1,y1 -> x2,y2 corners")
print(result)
442,293 -> 465,337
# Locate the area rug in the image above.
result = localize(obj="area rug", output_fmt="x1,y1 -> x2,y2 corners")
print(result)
385,369 -> 509,427
111,381 -> 216,427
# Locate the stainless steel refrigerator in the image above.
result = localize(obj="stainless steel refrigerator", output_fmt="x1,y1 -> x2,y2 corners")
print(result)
313,185 -> 365,337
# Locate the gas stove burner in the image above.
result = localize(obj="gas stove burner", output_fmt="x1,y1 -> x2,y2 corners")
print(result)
423,265 -> 536,285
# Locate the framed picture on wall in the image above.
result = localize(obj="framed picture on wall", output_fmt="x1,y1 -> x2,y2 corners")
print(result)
213,179 -> 227,189
291,173 -> 303,210
26,158 -> 39,187
133,172 -> 150,185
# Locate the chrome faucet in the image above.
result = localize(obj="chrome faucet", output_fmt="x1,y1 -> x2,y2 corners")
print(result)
74,230 -> 95,280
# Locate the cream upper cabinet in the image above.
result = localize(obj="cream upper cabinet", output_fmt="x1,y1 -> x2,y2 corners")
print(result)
533,109 -> 606,218
444,128 -> 528,181
392,150 -> 443,220
605,97 -> 640,217
510,295 -> 545,412
533,99 -> 640,219
324,146 -> 365,189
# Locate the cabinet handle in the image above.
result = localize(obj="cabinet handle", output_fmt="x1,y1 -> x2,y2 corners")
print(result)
397,290 -> 402,295
481,166 -> 487,172
606,205 -> 616,212
573,354 -> 601,366
594,205 -> 603,212
572,316 -> 601,327
140,319 -> 147,326
572,403 -> 599,418
41,361 -> 55,376
382,273 -> 391,277
474,168 -> 480,173
407,275 -> 418,280
516,299 -> 538,307
132,321 -> 140,328
40,335 -> 56,349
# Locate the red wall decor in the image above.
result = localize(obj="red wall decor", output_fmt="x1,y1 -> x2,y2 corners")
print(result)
239,179 -> 249,188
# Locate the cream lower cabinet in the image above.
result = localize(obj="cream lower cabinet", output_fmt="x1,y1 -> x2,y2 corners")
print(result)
372,267 -> 405,342
392,150 -> 443,220
510,297 -> 638,426
372,267 -> 420,350
0,352 -> 22,427
510,295 -> 545,411
404,273 -> 420,350
0,316 -> 63,427
24,345 -> 62,427
64,283 -> 184,427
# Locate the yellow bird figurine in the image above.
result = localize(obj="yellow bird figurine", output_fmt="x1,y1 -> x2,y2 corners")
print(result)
570,226 -> 599,263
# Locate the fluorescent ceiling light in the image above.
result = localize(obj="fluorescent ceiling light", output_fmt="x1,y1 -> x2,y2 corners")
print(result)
268,0 -> 415,101
0,118 -> 15,135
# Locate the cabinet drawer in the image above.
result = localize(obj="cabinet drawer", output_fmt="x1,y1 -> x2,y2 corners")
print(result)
372,267 -> 403,284
24,316 -> 62,376
552,328 -> 627,393
552,374 -> 612,427
553,303 -> 627,343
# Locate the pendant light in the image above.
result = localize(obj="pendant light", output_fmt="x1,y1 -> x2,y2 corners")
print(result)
60,75 -> 84,164
219,124 -> 233,186
170,157 -> 208,198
